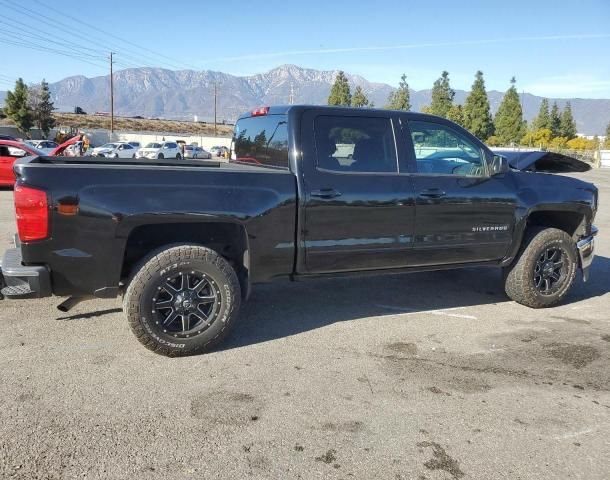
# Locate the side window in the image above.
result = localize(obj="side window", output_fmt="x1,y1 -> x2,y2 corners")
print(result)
314,116 -> 397,173
233,114 -> 289,169
123,144 -> 132,150
409,121 -> 486,176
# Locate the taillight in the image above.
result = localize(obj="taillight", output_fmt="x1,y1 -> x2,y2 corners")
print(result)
251,106 -> 269,117
14,185 -> 49,242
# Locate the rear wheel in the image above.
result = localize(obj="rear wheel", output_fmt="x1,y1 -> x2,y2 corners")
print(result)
504,228 -> 577,308
157,153 -> 164,159
124,245 -> 241,356
176,153 -> 182,160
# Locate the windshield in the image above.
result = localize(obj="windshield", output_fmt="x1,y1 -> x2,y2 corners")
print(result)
145,143 -> 161,148
101,143 -> 117,149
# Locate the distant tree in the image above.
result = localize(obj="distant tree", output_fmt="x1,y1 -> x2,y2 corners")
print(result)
605,122 -> 610,148
566,136 -> 597,151
328,71 -> 352,106
4,78 -> 33,135
30,79 -> 55,138
549,136 -> 569,149
463,71 -> 494,140
351,86 -> 369,107
385,74 -> 411,110
74,106 -> 87,115
428,70 -> 455,117
532,98 -> 550,131
521,128 -> 552,148
549,101 -> 561,137
0,107 -> 5,119
559,102 -> 577,140
446,104 -> 465,127
494,77 -> 526,145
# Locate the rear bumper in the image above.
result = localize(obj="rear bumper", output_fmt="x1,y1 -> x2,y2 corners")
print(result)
0,247 -> 52,300
577,225 -> 598,282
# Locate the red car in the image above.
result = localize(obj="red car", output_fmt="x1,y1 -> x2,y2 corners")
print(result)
0,140 -> 44,187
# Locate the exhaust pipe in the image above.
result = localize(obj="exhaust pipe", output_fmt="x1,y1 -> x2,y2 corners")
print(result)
57,296 -> 91,312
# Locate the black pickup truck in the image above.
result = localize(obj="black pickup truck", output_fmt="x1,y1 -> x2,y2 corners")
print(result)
0,106 -> 598,356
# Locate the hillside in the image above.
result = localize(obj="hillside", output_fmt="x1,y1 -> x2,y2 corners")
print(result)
0,113 -> 234,136
1,65 -> 609,134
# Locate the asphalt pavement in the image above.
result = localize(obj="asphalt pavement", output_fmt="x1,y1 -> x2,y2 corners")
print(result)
0,169 -> 609,479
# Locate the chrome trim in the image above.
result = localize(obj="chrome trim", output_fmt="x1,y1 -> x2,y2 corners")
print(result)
576,225 -> 597,282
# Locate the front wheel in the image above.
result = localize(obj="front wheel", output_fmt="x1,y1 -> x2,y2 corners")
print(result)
124,245 -> 241,356
157,153 -> 164,159
504,228 -> 578,308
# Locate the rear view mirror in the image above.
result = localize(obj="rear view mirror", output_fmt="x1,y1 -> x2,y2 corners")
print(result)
491,154 -> 509,175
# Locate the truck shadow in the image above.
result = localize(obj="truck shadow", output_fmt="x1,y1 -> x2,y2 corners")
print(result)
222,255 -> 610,351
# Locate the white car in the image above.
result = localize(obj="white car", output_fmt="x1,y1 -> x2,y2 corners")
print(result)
136,141 -> 182,160
90,142 -> 138,158
24,140 -> 59,154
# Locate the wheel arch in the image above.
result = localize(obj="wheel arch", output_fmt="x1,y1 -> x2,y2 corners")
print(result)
121,221 -> 251,299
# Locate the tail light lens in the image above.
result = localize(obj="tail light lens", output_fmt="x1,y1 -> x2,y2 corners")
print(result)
14,185 -> 49,242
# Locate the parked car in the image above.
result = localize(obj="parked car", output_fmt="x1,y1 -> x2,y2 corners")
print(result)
209,145 -> 229,157
0,106 -> 598,357
0,134 -> 17,141
0,140 -> 44,186
24,140 -> 59,154
136,141 -> 182,159
90,142 -> 138,158
183,145 -> 212,159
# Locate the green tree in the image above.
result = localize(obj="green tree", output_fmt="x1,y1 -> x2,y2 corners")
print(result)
559,102 -> 577,140
532,98 -> 550,131
33,79 -> 55,138
428,70 -> 454,117
494,77 -> 526,145
351,86 -> 369,107
550,101 -> 561,137
4,78 -> 33,135
446,104 -> 465,127
327,71 -> 351,106
385,74 -> 411,110
463,70 -> 494,140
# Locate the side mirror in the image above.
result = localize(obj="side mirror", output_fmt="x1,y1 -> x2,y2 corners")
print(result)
491,154 -> 509,175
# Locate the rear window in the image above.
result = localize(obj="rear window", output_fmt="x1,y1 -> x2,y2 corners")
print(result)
232,114 -> 289,169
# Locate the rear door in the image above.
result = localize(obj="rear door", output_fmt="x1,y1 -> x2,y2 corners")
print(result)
402,117 -> 517,265
300,109 -> 416,273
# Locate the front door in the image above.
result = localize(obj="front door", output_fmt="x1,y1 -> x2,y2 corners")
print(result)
300,110 -> 416,273
403,118 -> 518,265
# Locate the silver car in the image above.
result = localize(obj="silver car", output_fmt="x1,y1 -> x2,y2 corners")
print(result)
183,145 -> 212,159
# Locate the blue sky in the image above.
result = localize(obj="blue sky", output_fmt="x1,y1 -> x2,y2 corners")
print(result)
1,0 -> 609,97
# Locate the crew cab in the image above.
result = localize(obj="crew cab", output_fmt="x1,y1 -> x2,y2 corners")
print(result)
0,106 -> 598,356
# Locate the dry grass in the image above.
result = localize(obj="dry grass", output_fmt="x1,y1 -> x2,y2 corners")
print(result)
0,113 -> 233,136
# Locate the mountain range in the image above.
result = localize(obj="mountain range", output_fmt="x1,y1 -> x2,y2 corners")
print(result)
1,64 -> 609,135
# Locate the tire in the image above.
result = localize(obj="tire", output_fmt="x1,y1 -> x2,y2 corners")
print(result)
176,153 -> 182,160
124,245 -> 241,356
504,228 -> 578,308
157,153 -> 164,159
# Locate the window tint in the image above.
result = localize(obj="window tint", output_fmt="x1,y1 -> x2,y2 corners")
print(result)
233,114 -> 289,169
409,121 -> 485,176
314,116 -> 397,173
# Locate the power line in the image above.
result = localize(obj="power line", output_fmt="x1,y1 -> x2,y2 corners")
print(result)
30,0 -> 202,71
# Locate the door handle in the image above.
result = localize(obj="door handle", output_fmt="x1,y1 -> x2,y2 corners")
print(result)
419,189 -> 446,199
311,188 -> 342,199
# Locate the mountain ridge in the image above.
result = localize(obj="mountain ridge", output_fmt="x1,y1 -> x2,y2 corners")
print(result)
1,64 -> 608,135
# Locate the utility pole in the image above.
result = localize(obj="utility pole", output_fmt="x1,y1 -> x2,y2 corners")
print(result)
110,52 -> 114,133
213,82 -> 217,136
